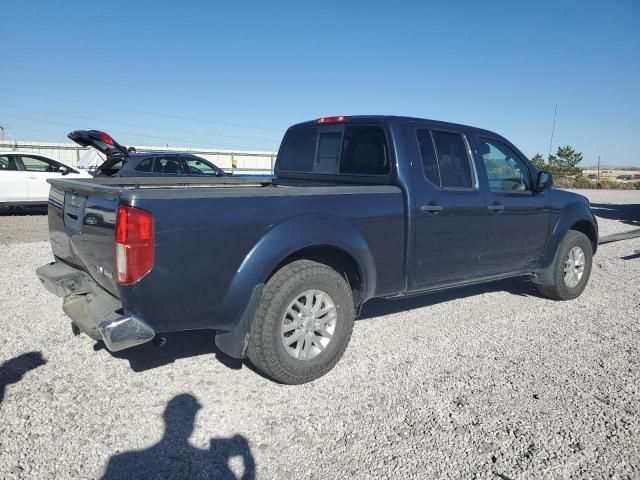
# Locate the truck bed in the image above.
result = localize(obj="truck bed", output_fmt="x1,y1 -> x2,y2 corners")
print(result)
45,176 -> 405,340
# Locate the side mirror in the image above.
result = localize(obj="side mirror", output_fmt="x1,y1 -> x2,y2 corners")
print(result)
536,171 -> 553,191
59,166 -> 69,176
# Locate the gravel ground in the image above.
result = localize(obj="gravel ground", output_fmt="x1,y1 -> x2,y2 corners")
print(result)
0,208 -> 49,244
0,190 -> 639,479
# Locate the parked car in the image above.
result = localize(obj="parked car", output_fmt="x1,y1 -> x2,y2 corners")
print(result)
0,151 -> 91,207
68,130 -> 229,178
37,115 -> 598,384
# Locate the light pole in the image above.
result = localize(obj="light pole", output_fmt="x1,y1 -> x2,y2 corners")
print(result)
548,104 -> 558,159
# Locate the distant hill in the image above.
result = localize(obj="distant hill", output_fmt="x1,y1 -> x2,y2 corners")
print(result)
583,165 -> 640,170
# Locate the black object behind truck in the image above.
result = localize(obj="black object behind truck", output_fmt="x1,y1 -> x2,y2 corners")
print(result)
68,130 -> 229,178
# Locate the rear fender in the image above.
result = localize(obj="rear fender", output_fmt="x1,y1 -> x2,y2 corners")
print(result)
215,215 -> 375,357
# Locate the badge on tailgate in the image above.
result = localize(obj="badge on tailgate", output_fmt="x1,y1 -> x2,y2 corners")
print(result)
63,190 -> 88,234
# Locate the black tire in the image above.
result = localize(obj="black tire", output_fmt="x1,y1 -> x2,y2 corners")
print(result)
247,259 -> 355,384
536,230 -> 593,301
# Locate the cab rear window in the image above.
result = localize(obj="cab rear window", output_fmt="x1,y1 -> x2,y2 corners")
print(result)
277,125 -> 390,176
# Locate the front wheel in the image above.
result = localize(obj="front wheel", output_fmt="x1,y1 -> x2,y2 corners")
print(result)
247,260 -> 355,384
536,230 -> 593,300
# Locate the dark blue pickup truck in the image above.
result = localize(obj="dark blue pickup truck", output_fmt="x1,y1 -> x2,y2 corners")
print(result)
36,115 -> 598,384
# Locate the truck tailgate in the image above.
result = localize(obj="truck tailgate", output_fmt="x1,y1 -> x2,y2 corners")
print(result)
46,176 -> 271,298
48,179 -> 121,297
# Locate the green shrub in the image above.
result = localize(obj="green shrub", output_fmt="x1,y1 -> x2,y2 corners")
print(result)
595,179 -> 638,190
573,176 -> 594,189
551,175 -> 639,190
552,176 -> 595,189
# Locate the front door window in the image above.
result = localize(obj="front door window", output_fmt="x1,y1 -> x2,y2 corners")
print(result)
477,138 -> 532,192
20,156 -> 62,173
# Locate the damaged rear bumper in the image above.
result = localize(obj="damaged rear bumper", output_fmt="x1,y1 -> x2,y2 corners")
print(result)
36,261 -> 155,352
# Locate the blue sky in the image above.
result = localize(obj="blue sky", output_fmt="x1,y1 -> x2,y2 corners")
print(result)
1,0 -> 638,166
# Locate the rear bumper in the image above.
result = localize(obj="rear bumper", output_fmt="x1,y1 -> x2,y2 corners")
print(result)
36,262 -> 155,352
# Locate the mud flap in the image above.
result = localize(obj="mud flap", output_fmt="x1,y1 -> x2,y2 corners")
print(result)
215,284 -> 264,358
532,248 -> 558,287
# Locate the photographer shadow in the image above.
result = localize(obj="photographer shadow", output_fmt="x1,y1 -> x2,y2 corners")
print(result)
102,393 -> 255,480
0,351 -> 47,403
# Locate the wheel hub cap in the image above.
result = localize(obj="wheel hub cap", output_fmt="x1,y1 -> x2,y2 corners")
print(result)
281,289 -> 337,361
302,317 -> 315,331
564,246 -> 585,288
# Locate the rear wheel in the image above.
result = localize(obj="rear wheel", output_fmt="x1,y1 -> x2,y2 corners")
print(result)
536,230 -> 593,300
247,260 -> 354,384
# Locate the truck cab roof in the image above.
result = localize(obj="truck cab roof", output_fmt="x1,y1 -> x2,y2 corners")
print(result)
288,115 -> 500,137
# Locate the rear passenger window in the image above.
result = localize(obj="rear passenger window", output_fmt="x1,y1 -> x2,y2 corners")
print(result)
432,132 -> 473,189
0,155 -> 18,171
153,157 -> 182,174
416,130 -> 440,185
134,158 -> 153,172
416,129 -> 474,189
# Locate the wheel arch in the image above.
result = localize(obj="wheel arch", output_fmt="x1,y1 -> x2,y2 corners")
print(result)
215,215 -> 375,358
534,202 -> 597,285
569,219 -> 598,254
267,245 -> 365,307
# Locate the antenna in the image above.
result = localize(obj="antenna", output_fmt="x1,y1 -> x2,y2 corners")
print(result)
0,123 -> 5,141
548,103 -> 558,158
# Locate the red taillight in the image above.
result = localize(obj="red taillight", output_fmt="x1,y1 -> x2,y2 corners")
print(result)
99,132 -> 114,146
316,115 -> 350,125
115,206 -> 154,284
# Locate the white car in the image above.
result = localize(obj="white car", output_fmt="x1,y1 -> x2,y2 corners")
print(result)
0,152 -> 92,207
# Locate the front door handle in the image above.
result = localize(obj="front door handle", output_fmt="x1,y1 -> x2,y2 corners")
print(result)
420,203 -> 443,214
488,203 -> 504,212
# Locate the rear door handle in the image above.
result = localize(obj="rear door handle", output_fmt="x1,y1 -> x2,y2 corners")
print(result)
488,203 -> 504,212
420,203 -> 443,214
